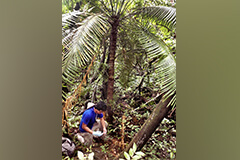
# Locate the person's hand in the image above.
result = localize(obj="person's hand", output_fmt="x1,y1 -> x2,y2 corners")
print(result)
92,131 -> 103,137
103,128 -> 107,134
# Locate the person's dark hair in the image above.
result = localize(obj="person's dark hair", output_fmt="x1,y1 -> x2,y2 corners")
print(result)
95,101 -> 107,111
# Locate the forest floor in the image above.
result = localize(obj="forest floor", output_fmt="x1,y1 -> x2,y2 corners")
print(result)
62,90 -> 176,159
64,129 -> 125,159
63,108 -> 176,160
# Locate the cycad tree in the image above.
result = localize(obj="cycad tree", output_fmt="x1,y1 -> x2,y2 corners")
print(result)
62,0 -> 176,123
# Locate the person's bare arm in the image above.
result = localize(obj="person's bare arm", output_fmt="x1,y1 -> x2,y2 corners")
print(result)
82,122 -> 93,134
100,117 -> 107,134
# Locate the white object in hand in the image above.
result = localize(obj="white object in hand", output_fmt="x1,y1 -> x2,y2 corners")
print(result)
92,131 -> 103,137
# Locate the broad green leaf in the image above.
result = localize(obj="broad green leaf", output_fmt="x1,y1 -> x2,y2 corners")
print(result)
133,143 -> 137,153
132,155 -> 142,160
129,148 -> 134,157
170,152 -> 173,159
88,152 -> 94,160
135,151 -> 145,156
65,156 -> 70,160
77,151 -> 85,160
124,152 -> 131,160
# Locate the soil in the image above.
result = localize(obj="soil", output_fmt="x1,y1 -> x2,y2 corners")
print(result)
67,135 -> 123,160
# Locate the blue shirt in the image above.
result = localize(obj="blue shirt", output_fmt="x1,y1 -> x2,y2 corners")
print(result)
79,107 -> 103,132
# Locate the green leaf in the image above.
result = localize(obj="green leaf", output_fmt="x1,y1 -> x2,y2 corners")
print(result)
133,143 -> 137,153
64,156 -> 70,160
88,152 -> 94,160
137,6 -> 176,30
129,148 -> 134,157
62,13 -> 110,85
77,151 -> 85,160
132,155 -> 142,160
124,152 -> 131,160
135,151 -> 145,156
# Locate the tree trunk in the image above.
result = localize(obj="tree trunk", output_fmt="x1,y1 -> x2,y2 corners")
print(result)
118,95 -> 174,159
101,36 -> 109,100
106,16 -> 119,122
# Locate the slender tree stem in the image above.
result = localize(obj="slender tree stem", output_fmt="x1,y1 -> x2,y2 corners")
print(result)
106,16 -> 119,122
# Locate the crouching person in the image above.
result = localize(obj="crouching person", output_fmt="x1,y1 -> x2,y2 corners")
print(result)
76,101 -> 108,147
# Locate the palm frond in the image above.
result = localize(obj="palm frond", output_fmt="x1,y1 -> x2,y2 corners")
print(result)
155,55 -> 176,107
62,10 -> 91,60
98,0 -> 112,17
132,22 -> 176,108
133,23 -> 171,60
136,6 -> 176,30
62,10 -> 88,30
119,0 -> 134,16
62,13 -> 110,83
